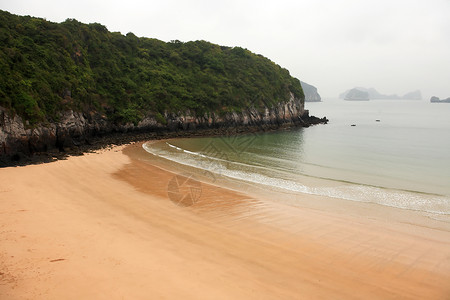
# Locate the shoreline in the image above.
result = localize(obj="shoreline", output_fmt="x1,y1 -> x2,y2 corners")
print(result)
1,143 -> 450,299
141,139 -> 450,231
0,117 -> 327,167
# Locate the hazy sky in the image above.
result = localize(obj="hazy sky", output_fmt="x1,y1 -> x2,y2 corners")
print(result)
1,0 -> 449,98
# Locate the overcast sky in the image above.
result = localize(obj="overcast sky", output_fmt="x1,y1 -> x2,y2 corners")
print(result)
1,0 -> 449,98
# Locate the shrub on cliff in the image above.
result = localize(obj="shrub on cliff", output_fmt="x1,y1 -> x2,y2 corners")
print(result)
0,10 -> 304,126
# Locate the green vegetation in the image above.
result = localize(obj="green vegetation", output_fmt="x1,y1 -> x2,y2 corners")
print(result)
0,10 -> 304,125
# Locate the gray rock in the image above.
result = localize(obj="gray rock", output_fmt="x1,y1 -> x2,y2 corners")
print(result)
430,96 -> 450,103
301,81 -> 321,102
1,92 -> 327,160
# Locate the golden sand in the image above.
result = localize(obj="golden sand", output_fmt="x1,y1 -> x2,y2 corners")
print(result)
1,143 -> 449,299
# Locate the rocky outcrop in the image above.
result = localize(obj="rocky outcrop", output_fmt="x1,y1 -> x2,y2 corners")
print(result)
430,96 -> 450,103
0,108 -> 107,157
300,81 -> 321,102
0,93 -> 327,163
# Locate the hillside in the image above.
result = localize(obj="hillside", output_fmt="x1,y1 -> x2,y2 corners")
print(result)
0,10 -> 303,126
0,10 -> 329,162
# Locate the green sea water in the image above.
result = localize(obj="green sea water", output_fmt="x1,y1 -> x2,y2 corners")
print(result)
144,99 -> 450,215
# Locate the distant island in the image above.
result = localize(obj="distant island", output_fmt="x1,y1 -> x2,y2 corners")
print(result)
430,96 -> 450,103
300,81 -> 321,102
340,87 -> 422,100
344,88 -> 369,101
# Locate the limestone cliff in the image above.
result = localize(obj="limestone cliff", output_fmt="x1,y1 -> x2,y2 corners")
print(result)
0,10 -> 329,164
300,81 -> 322,102
1,93 -> 327,160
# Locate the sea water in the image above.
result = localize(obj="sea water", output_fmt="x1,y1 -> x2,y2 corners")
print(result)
143,99 -> 450,216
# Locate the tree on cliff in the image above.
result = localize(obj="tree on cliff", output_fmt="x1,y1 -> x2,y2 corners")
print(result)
0,10 -> 304,126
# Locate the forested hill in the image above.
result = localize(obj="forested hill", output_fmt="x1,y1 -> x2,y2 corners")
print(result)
0,10 -> 304,126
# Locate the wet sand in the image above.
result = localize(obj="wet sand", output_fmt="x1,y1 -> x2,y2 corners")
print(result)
1,143 -> 449,299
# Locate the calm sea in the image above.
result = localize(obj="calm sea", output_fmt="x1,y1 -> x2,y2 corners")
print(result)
143,99 -> 450,216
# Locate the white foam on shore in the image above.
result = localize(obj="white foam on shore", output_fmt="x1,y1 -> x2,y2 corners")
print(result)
143,142 -> 450,216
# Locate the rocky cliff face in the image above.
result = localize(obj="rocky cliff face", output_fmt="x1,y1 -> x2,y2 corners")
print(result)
1,93 -> 326,161
300,81 -> 321,102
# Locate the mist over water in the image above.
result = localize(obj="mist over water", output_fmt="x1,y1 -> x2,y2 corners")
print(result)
144,99 -> 450,215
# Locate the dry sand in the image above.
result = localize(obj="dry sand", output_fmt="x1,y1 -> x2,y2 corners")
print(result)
1,143 -> 449,299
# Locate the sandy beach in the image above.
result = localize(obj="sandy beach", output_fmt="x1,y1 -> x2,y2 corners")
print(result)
1,142 -> 450,299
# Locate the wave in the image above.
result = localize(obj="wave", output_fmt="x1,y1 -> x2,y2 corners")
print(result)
143,142 -> 450,216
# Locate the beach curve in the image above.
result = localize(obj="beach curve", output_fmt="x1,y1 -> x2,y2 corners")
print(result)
0,142 -> 449,299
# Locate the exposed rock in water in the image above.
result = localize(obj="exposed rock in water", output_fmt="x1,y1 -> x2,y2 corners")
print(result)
0,94 -> 328,166
430,96 -> 450,103
300,81 -> 322,102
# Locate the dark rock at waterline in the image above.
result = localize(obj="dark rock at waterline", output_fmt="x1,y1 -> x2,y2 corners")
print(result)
0,99 -> 328,167
430,96 -> 450,103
